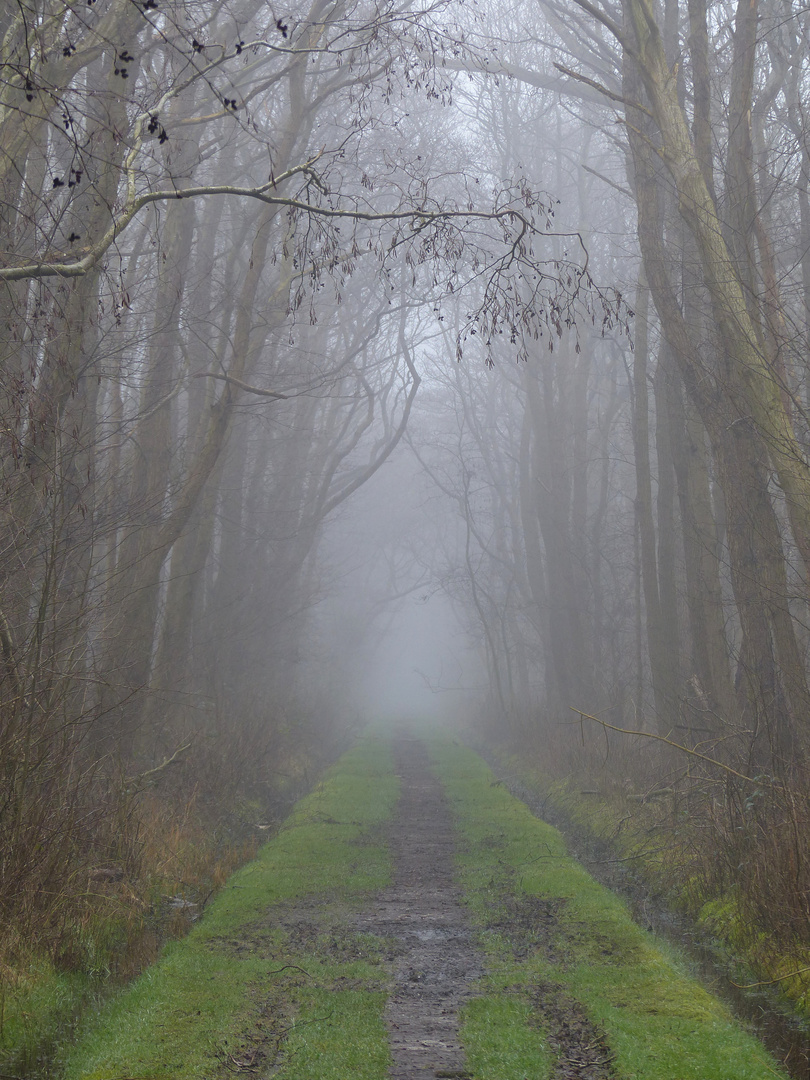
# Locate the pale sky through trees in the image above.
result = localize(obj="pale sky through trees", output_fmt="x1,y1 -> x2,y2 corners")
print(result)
358,594 -> 471,724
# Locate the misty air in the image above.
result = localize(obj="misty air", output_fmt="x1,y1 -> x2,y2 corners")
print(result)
1,0 -> 809,1075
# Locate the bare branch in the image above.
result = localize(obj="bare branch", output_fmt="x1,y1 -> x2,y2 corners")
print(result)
126,741 -> 193,786
0,177 -> 586,283
570,707 -> 770,786
553,63 -> 652,115
193,373 -> 288,399
563,0 -> 628,46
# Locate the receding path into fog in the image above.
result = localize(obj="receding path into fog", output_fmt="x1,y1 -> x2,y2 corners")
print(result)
354,737 -> 483,1079
60,735 -> 794,1080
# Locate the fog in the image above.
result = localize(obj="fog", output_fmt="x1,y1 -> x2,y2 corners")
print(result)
301,414 -> 483,734
5,0 -> 810,949
357,593 -> 471,725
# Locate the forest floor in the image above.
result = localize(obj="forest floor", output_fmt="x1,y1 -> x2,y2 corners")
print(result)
58,730 -> 794,1080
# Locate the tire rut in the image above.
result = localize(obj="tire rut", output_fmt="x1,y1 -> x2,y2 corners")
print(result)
221,737 -> 617,1079
354,736 -> 483,1080
488,896 -> 615,1079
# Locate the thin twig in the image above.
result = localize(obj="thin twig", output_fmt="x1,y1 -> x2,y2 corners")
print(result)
267,964 -> 314,978
192,373 -> 288,399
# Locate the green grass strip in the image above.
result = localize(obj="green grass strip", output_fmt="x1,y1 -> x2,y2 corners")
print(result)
62,737 -> 398,1080
430,739 -> 788,1080
277,986 -> 389,1080
461,993 -> 553,1079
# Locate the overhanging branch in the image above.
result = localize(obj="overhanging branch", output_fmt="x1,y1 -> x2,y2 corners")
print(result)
0,178 -> 586,282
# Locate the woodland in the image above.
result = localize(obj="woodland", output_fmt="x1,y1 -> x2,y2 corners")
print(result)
3,0 -> 810,1034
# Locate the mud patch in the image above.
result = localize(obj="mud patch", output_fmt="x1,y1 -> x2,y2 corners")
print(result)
354,736 -> 484,1079
488,895 -> 568,963
217,991 -> 293,1076
559,922 -> 641,967
210,910 -> 390,1077
473,869 -> 615,1075
530,982 -> 615,1080
213,737 -> 484,1079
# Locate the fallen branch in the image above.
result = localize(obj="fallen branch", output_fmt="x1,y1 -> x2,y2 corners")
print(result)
127,740 -> 193,786
731,965 -> 810,990
569,707 -> 765,787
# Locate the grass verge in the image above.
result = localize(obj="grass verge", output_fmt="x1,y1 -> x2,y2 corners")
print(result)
496,750 -> 810,1018
430,739 -> 789,1080
61,736 -> 398,1080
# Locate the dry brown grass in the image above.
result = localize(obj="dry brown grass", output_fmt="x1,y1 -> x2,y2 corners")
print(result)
0,697 -> 329,985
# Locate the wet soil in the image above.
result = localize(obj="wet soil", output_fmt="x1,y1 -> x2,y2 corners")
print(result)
353,736 -> 484,1079
216,736 -> 486,1079
363,736 -> 616,1080
226,736 -> 619,1078
530,982 -> 615,1080
488,896 -> 615,1079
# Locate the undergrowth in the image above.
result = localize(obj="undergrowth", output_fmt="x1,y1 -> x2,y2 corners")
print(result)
0,715 -> 326,1077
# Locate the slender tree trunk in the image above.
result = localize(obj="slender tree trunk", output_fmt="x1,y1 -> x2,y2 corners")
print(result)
653,345 -> 682,710
518,392 -> 553,710
630,277 -> 678,729
670,380 -> 736,726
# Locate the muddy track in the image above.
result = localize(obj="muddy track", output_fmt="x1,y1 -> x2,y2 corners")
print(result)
489,895 -> 614,1079
226,736 -> 618,1078
360,736 -> 614,1080
354,736 -> 483,1079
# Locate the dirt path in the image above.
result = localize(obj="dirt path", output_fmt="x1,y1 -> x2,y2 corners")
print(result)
221,735 -> 770,1079
358,736 -> 613,1080
62,735 -> 793,1080
354,736 -> 483,1079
